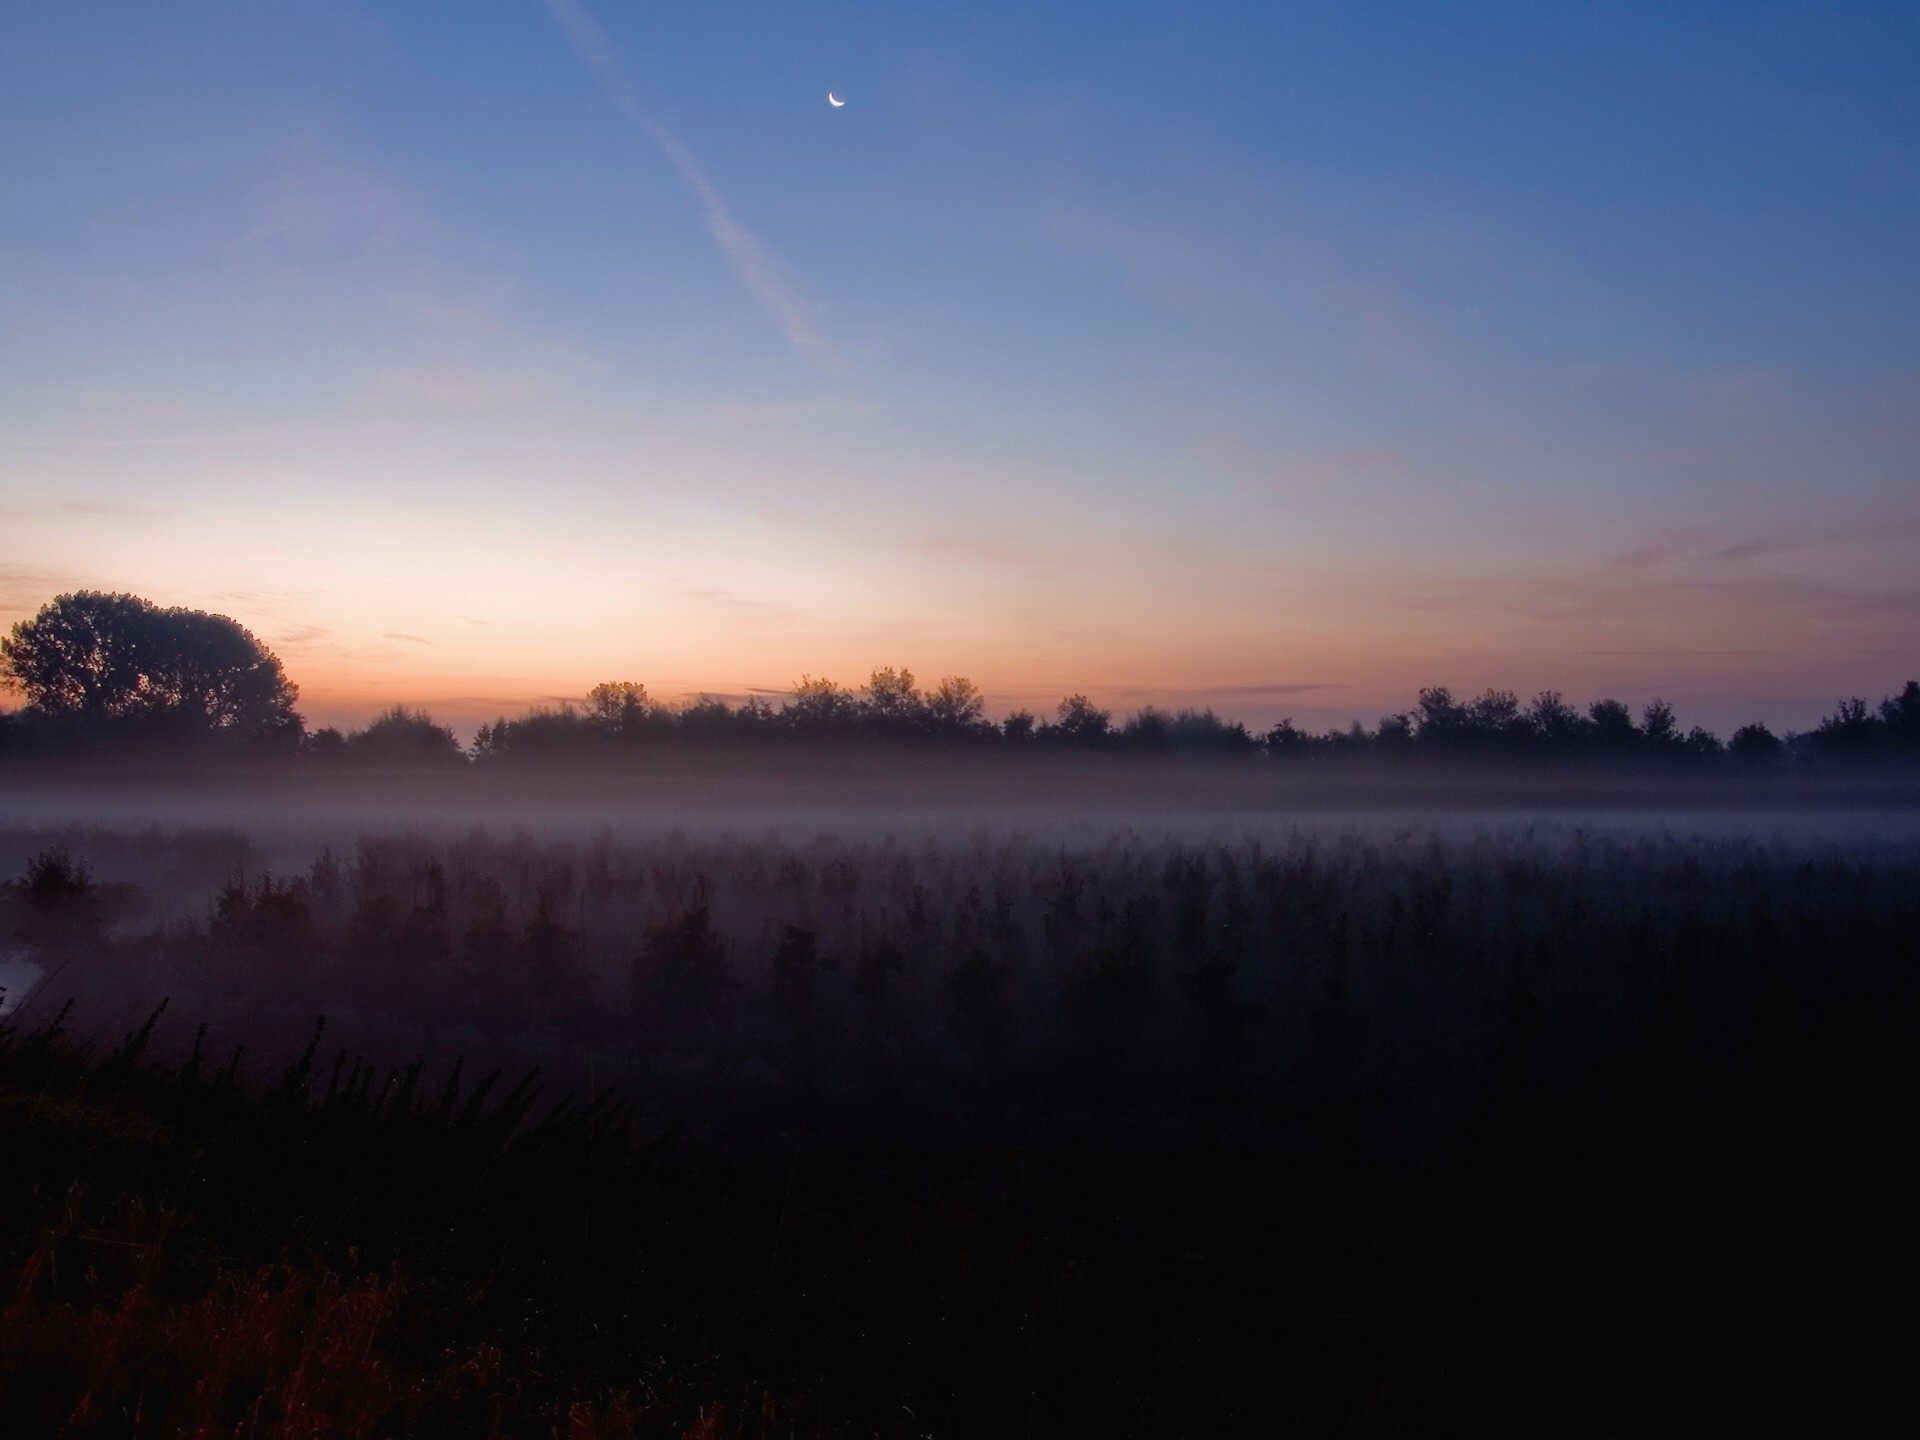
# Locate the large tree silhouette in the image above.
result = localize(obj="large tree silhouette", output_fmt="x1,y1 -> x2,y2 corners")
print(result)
1,591 -> 300,744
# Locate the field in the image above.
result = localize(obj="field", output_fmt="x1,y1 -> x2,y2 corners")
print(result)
3,790 -> 1916,1435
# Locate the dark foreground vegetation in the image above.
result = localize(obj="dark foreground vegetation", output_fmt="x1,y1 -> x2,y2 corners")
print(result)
3,820 -> 1916,1435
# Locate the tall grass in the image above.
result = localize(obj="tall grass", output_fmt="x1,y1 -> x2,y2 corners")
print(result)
3,818 -> 1915,1433
5,821 -> 1915,1158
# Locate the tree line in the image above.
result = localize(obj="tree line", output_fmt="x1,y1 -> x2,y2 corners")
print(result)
3,590 -> 1917,770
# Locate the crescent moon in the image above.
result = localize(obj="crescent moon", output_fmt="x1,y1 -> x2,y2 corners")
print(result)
827,92 -> 845,107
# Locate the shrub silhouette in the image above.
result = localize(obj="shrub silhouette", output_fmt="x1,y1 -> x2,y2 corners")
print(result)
340,705 -> 465,765
6,848 -> 104,960
631,900 -> 730,1070
201,873 -> 322,1006
1047,693 -> 1114,747
944,946 -> 1015,1075
767,924 -> 837,1089
1728,722 -> 1786,766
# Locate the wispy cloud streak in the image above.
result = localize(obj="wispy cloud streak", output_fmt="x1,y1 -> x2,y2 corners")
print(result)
545,0 -> 822,354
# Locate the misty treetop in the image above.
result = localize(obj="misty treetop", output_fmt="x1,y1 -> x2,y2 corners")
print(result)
3,591 -> 1918,770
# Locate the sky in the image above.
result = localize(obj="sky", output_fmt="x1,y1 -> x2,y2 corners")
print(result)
2,1 -> 1917,737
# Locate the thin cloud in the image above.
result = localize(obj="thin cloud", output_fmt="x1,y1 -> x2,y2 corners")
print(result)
1107,682 -> 1332,700
0,497 -> 171,519
2,434 -> 260,449
421,695 -> 564,710
237,149 -> 414,256
545,0 -> 825,357
1612,516 -> 1920,572
212,588 -> 301,608
671,584 -> 794,621
56,500 -> 170,519
1206,682 -> 1338,696
0,567 -> 60,618
0,568 -> 62,610
1382,566 -> 1920,650
703,398 -> 872,419
909,535 -> 1062,569
381,631 -> 433,645
1617,530 -> 1807,569
1707,536 -> 1804,564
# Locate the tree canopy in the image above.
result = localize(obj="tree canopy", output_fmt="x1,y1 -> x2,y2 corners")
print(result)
338,705 -> 465,765
0,591 -> 301,745
3,590 -> 1915,778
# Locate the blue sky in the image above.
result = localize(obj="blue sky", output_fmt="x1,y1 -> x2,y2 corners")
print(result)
2,1 -> 1916,733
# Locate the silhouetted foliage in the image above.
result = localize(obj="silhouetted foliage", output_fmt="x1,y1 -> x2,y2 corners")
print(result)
631,899 -> 731,1070
1640,697 -> 1680,751
336,705 -> 465,766
1264,716 -> 1315,756
860,665 -> 922,735
1527,690 -> 1586,747
1,591 -> 301,750
200,873 -> 322,1006
1169,706 -> 1257,752
784,674 -> 859,733
926,673 -> 992,738
588,679 -> 655,737
3,847 -> 104,959
301,725 -> 347,760
1805,683 -> 1920,765
470,704 -> 598,763
1413,685 -> 1469,747
1046,693 -> 1114,747
1586,697 -> 1640,750
767,923 -> 838,1088
5,590 -> 1916,780
1728,722 -> 1785,766
1119,704 -> 1255,755
1240,676 -> 1919,775
1883,680 -> 1920,743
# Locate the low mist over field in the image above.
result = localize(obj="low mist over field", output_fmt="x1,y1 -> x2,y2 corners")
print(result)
6,796 -> 1917,1433
8,790 -> 1919,1179
10,795 -> 1918,1082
